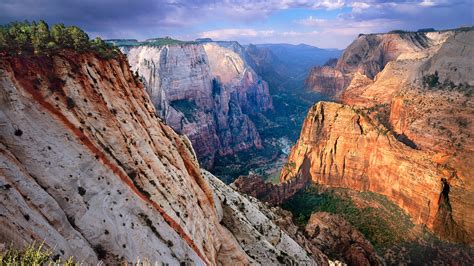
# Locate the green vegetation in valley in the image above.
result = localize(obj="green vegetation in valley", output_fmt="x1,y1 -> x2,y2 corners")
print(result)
0,242 -> 75,265
212,66 -> 331,183
282,185 -> 413,250
170,99 -> 198,122
282,184 -> 474,263
0,20 -> 120,58
212,145 -> 280,184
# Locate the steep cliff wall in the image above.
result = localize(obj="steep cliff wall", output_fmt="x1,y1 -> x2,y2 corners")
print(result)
283,29 -> 474,243
0,51 -> 318,264
122,42 -> 272,168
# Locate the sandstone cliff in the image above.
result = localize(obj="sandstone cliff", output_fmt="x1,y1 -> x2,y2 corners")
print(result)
0,50 -> 320,264
122,42 -> 272,168
281,101 -> 472,243
283,29 -> 474,243
281,30 -> 474,243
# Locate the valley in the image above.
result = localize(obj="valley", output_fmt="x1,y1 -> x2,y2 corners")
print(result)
211,43 -> 339,183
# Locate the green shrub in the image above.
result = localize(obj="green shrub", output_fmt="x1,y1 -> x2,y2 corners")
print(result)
423,71 -> 440,88
0,242 -> 75,265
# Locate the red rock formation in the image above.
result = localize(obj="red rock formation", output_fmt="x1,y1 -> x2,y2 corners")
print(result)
305,212 -> 381,265
281,100 -> 472,243
306,31 -> 450,98
233,171 -> 309,206
285,29 -> 474,244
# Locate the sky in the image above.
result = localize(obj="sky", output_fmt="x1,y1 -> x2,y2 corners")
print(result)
0,0 -> 472,49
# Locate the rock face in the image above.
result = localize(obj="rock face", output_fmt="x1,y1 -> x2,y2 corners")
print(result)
282,29 -> 474,244
233,159 -> 310,206
305,212 -> 381,265
122,42 -> 272,168
305,66 -> 345,97
306,31 -> 452,98
0,51 -> 320,264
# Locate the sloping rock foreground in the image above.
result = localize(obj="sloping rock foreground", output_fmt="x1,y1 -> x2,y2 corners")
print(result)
0,51 -> 330,264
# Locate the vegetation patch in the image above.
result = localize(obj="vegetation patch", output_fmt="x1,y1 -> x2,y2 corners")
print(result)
170,99 -> 198,123
282,185 -> 474,263
107,37 -> 196,48
212,144 -> 280,184
211,78 -> 222,97
0,21 -> 120,59
282,185 -> 413,250
422,71 -> 474,96
0,242 -> 75,265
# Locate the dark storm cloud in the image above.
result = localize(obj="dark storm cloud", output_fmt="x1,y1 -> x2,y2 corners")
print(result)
0,0 -> 199,38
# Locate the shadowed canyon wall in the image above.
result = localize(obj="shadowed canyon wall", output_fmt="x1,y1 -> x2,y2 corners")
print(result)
122,42 -> 273,168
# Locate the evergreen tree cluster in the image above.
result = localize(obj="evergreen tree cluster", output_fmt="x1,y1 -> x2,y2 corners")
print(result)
0,20 -> 119,59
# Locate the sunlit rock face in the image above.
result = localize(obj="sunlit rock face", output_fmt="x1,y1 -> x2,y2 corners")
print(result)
123,42 -> 272,168
0,51 -> 319,265
283,29 -> 474,244
306,30 -> 454,98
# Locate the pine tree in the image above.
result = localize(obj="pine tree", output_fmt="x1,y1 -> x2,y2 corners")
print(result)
31,20 -> 51,54
67,26 -> 89,51
51,23 -> 71,48
8,21 -> 32,53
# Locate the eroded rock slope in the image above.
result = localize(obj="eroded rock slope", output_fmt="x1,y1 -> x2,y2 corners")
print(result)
0,51 -> 320,264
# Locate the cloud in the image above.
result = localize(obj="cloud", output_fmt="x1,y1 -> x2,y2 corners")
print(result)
200,28 -> 275,39
297,16 -> 328,27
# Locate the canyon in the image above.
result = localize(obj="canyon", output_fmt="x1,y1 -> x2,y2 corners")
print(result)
280,28 -> 474,244
117,40 -> 273,169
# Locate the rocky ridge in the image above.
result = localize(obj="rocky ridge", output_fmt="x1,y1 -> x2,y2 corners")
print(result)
0,50 -> 323,264
121,42 -> 272,168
